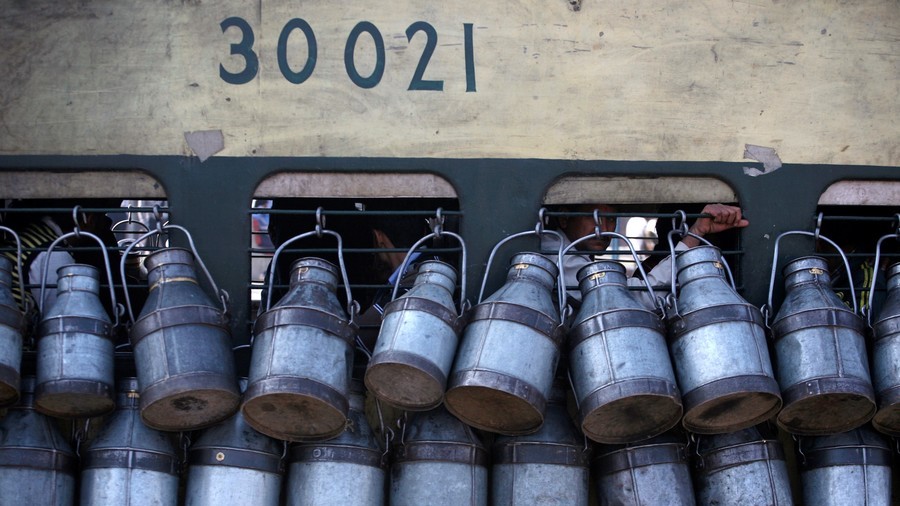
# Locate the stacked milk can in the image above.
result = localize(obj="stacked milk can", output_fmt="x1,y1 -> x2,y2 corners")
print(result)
1,207 -> 900,505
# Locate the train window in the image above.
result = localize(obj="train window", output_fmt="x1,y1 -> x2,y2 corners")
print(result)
0,170 -> 168,376
542,176 -> 744,296
249,172 -> 461,361
812,180 -> 900,316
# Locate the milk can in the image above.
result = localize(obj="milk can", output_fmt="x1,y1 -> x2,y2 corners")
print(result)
286,380 -> 386,506
768,238 -> 875,435
491,383 -> 590,506
797,425 -> 892,506
34,224 -> 119,418
390,406 -> 488,506
124,229 -> 239,431
445,241 -> 564,434
667,244 -> 781,434
0,377 -> 77,506
243,254 -> 357,441
870,227 -> 900,436
36,264 -> 116,418
367,259 -> 465,411
0,227 -> 26,406
80,377 -> 180,506
186,380 -> 283,506
569,257 -> 681,443
593,429 -> 696,506
692,424 -> 794,506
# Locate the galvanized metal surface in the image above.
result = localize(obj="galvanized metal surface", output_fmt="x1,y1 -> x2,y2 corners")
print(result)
285,386 -> 385,506
445,252 -> 561,435
35,264 -> 115,418
244,257 -> 354,441
872,263 -> 900,437
0,377 -> 77,506
131,248 -> 239,431
0,256 -> 25,406
569,260 -> 681,444
772,256 -> 875,436
367,260 -> 461,411
80,378 -> 180,506
667,246 -> 781,434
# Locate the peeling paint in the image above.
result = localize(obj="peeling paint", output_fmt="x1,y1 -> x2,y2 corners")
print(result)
184,130 -> 224,162
742,144 -> 782,177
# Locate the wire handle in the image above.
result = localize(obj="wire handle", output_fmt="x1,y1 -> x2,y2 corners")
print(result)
764,228 -> 858,320
39,206 -> 120,328
120,221 -> 227,324
263,207 -> 358,321
478,208 -> 568,320
561,222 -> 663,314
866,213 -> 900,326
0,226 -> 29,314
390,208 -> 469,313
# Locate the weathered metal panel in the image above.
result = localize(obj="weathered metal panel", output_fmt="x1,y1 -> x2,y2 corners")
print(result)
1,1 -> 897,165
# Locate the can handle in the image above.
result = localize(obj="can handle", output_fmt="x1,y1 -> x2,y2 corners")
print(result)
264,207 -> 358,321
390,208 -> 469,314
865,213 -> 900,326
764,219 -> 858,321
120,208 -> 228,324
665,211 -> 737,316
478,208 -> 568,320
40,206 -> 120,328
560,209 -> 663,314
0,226 -> 29,314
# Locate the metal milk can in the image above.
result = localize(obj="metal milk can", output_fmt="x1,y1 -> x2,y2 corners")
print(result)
692,424 -> 794,506
186,380 -> 284,506
0,377 -> 77,506
491,384 -> 590,506
80,377 -> 180,506
593,429 -> 696,506
366,260 -> 464,411
445,251 -> 563,435
797,425 -> 892,506
0,227 -> 27,406
569,260 -> 681,443
243,256 -> 356,441
870,229 -> 900,435
667,245 -> 781,434
36,264 -> 115,418
390,406 -> 488,506
127,245 -> 239,432
770,256 -> 875,435
286,381 -> 386,506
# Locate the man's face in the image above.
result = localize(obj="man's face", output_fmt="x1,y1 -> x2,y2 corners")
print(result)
559,204 -> 617,252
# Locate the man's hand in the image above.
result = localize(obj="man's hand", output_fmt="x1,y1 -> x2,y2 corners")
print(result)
682,204 -> 749,247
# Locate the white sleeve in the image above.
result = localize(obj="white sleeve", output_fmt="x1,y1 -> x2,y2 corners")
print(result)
628,242 -> 689,309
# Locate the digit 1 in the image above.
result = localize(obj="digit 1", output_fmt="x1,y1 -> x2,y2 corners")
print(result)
464,23 -> 476,92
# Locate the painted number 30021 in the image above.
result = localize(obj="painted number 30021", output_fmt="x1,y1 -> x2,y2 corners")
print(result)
219,17 -> 477,92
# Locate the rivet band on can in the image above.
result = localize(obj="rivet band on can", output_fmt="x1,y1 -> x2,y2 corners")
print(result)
189,448 -> 283,474
493,443 -> 589,467
873,316 -> 900,342
0,304 -> 25,333
130,305 -> 226,346
781,377 -> 875,406
694,441 -> 784,472
38,315 -> 114,340
393,442 -> 487,466
0,447 -> 78,474
254,307 -> 357,343
383,297 -> 463,333
84,448 -> 179,475
597,444 -> 686,475
569,309 -> 665,350
469,302 -> 562,347
798,447 -> 892,470
772,308 -> 864,338
290,445 -> 384,468
668,304 -> 763,342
